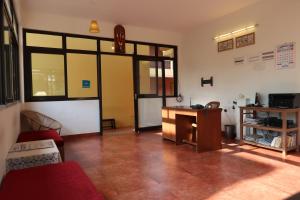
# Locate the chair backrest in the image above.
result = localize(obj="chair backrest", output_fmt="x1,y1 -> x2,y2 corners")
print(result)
205,101 -> 220,109
21,110 -> 62,134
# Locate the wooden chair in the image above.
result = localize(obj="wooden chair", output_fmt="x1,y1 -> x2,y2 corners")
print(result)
205,101 -> 220,109
20,110 -> 64,160
21,110 -> 62,134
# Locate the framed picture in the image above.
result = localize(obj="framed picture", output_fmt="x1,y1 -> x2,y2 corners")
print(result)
218,39 -> 234,52
236,32 -> 255,48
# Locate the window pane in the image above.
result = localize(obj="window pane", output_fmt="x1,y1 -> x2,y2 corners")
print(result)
100,40 -> 134,54
26,33 -> 63,48
139,61 -> 157,94
137,44 -> 155,56
125,43 -> 134,54
3,14 -> 9,45
67,54 -> 98,98
158,61 -> 165,96
66,37 -> 97,51
31,53 -> 65,96
158,47 -> 174,58
3,10 -> 14,101
157,60 -> 175,96
100,40 -> 114,53
12,41 -> 19,100
165,60 -> 174,96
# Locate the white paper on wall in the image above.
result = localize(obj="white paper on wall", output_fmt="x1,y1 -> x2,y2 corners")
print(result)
248,55 -> 261,63
275,42 -> 296,69
261,51 -> 275,61
234,57 -> 245,65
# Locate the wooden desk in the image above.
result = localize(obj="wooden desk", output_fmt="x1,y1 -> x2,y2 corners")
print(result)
162,106 -> 222,152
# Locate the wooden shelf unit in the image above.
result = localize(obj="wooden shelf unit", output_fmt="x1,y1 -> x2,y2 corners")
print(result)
240,106 -> 300,158
243,140 -> 297,152
242,123 -> 298,133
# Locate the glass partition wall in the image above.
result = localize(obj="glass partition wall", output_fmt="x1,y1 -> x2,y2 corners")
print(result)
23,29 -> 178,132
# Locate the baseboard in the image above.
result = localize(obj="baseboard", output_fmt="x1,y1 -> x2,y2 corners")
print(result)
138,125 -> 162,132
62,132 -> 101,139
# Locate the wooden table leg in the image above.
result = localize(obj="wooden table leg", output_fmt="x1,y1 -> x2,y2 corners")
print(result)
282,111 -> 287,159
297,111 -> 300,152
282,148 -> 287,158
239,108 -> 244,145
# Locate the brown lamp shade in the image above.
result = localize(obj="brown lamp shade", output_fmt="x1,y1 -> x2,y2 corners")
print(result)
89,20 -> 100,33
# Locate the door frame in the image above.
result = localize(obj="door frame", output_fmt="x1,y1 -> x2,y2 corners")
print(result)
100,55 -> 169,133
99,53 -> 135,133
133,56 -> 168,132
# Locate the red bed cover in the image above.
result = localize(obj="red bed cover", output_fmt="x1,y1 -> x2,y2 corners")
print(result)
0,161 -> 104,200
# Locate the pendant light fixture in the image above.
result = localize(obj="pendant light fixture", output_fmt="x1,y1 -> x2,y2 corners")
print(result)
89,20 -> 100,33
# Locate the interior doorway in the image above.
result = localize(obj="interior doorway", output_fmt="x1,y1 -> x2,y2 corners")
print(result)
101,55 -> 134,133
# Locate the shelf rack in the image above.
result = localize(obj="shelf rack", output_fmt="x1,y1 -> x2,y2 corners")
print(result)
239,106 -> 300,158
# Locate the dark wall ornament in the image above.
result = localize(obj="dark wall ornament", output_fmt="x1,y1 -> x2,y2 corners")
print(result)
176,94 -> 184,103
201,77 -> 213,87
114,25 -> 126,53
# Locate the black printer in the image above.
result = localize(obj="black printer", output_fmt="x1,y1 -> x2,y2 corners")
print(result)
269,93 -> 300,108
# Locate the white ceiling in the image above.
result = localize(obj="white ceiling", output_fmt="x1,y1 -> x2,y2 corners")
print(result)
20,0 -> 262,32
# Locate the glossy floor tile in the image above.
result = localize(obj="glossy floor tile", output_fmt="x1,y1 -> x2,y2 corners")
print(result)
64,130 -> 300,200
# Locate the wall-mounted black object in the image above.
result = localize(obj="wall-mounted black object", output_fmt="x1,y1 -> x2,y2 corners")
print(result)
201,77 -> 213,87
269,93 -> 300,108
232,101 -> 237,109
190,104 -> 204,109
176,94 -> 183,103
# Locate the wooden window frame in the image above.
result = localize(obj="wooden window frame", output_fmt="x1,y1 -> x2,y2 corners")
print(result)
23,28 -> 178,102
0,0 -> 20,105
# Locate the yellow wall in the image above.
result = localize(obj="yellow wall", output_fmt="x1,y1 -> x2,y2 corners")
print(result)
101,55 -> 134,128
67,53 -> 98,98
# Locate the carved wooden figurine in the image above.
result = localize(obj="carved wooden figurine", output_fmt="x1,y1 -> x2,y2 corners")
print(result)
114,25 -> 126,53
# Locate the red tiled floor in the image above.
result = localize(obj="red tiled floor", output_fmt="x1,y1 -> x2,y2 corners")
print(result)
64,130 -> 300,200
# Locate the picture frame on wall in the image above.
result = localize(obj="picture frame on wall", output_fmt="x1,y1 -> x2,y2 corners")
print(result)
218,39 -> 234,52
236,32 -> 255,48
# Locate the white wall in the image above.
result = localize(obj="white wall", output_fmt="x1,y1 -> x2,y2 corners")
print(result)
138,98 -> 162,128
20,11 -> 183,135
0,0 -> 23,181
23,101 -> 100,135
180,0 -> 300,137
0,104 -> 21,181
22,12 -> 183,45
